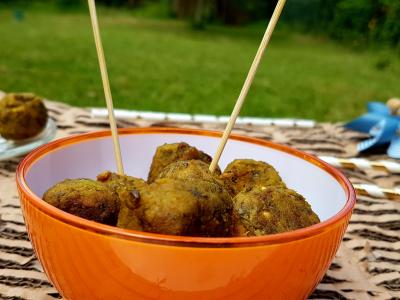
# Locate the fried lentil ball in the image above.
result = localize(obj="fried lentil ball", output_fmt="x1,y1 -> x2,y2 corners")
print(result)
97,171 -> 147,231
155,160 -> 232,236
188,179 -> 234,236
220,159 -> 285,196
157,160 -> 233,236
158,159 -> 221,182
43,179 -> 120,225
0,93 -> 48,140
148,142 -> 217,183
233,186 -> 320,236
135,178 -> 200,236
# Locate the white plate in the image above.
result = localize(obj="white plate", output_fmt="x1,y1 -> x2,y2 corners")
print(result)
0,118 -> 57,160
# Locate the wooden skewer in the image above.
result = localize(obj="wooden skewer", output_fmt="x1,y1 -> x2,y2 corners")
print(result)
353,184 -> 400,201
88,0 -> 124,175
319,156 -> 400,174
209,0 -> 287,173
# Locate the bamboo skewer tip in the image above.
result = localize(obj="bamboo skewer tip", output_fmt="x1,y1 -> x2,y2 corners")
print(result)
87,0 -> 124,175
209,0 -> 287,173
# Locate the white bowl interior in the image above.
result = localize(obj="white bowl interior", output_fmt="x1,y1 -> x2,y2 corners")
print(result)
25,133 -> 347,222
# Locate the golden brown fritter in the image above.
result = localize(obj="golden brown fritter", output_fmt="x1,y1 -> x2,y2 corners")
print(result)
158,160 -> 220,183
188,179 -> 233,236
42,145 -> 320,238
43,179 -> 119,225
157,160 -> 233,236
97,171 -> 147,231
220,159 -> 285,196
233,186 -> 320,236
147,142 -> 216,183
0,93 -> 48,140
136,178 -> 200,236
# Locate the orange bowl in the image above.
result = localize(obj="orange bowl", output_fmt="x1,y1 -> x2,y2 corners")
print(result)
16,128 -> 355,300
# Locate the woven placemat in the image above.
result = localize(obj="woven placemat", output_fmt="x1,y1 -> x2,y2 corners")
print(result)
0,100 -> 399,300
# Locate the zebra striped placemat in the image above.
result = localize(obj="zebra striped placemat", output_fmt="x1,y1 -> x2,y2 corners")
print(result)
0,100 -> 399,299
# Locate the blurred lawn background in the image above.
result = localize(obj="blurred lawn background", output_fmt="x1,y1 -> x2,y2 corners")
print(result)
0,0 -> 399,121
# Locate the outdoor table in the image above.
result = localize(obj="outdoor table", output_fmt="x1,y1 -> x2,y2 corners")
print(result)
0,100 -> 399,300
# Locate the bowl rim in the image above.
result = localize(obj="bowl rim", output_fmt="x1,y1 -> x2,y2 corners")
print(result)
16,127 -> 356,248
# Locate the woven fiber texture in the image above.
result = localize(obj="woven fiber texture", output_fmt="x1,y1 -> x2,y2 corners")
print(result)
0,100 -> 399,300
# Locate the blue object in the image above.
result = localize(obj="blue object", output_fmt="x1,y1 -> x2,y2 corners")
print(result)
345,101 -> 400,159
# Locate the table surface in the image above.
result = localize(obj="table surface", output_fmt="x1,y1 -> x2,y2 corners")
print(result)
0,100 -> 399,300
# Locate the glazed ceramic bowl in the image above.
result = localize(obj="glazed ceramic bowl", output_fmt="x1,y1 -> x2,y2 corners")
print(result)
16,128 -> 355,300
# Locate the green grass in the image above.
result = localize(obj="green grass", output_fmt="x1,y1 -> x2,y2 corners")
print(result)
0,5 -> 399,121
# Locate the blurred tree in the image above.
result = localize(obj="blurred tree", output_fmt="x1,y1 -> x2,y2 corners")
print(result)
170,0 -> 196,18
170,0 -> 213,28
334,0 -> 400,45
1,0 -> 398,46
99,0 -> 142,6
55,0 -> 84,9
215,0 -> 276,25
170,0 -> 276,26
284,0 -> 400,46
